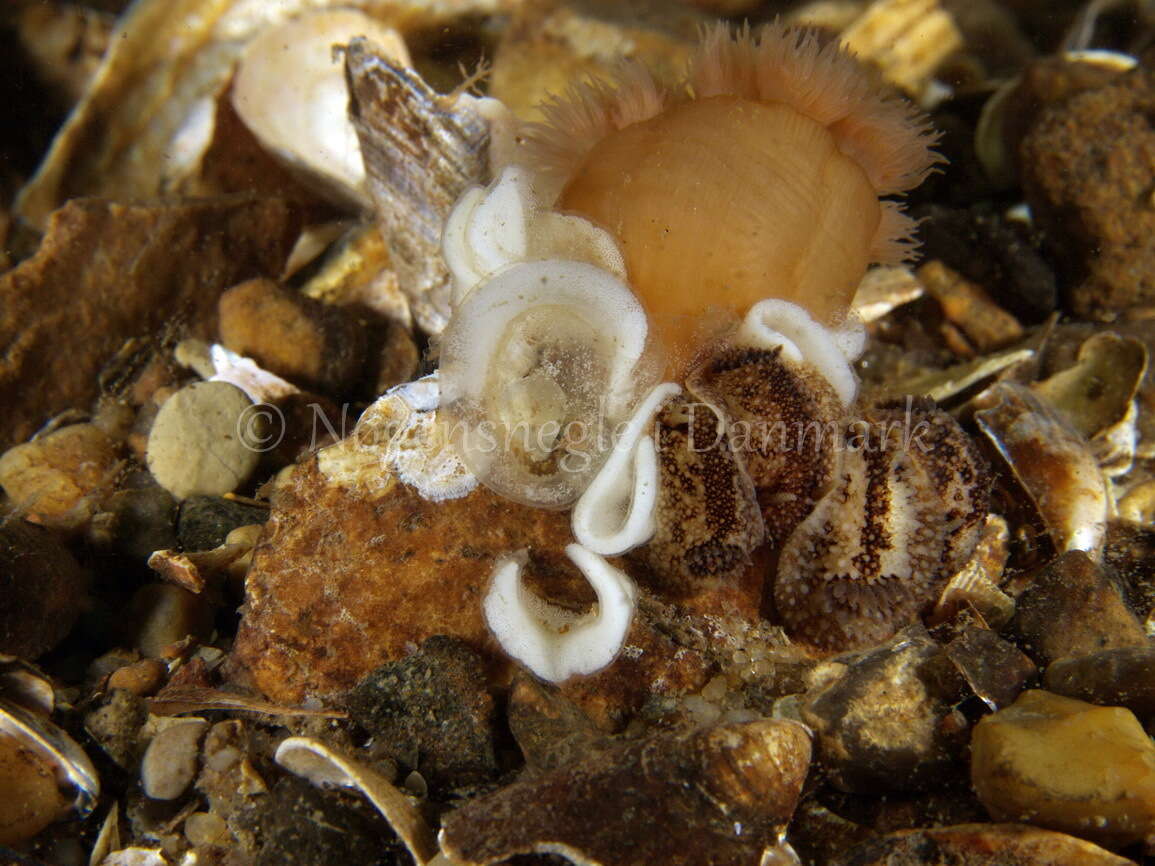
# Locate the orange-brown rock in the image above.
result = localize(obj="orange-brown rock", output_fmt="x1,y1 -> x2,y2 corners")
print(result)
217,278 -> 367,395
0,196 -> 300,450
228,461 -> 712,728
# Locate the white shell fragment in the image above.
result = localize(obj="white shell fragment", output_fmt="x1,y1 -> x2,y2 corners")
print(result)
483,544 -> 637,683
207,344 -> 300,404
443,165 -> 626,305
274,736 -> 437,866
439,259 -> 654,508
231,9 -> 411,207
572,382 -> 681,555
317,372 -> 477,502
735,299 -> 862,406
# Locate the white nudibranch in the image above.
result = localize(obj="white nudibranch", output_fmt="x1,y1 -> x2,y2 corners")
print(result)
572,382 -> 681,555
483,544 -> 637,683
442,165 -> 626,305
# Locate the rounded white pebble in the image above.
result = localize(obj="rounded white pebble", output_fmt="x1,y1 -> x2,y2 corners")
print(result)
146,382 -> 261,499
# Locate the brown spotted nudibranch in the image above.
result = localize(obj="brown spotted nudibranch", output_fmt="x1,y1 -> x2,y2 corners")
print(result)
416,22 -> 990,677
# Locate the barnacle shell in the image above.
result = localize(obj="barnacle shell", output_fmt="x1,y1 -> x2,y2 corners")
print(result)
346,37 -> 491,335
774,400 -> 990,650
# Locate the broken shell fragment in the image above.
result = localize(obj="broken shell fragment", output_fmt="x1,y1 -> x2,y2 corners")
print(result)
571,382 -> 681,555
1031,332 -> 1147,478
483,544 -> 636,683
232,10 -> 411,207
0,697 -> 99,844
439,259 -> 654,508
439,718 -> 811,866
346,37 -> 490,335
975,382 -> 1110,557
275,735 -> 437,866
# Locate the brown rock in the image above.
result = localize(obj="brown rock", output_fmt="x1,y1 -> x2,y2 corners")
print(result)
832,822 -> 1135,865
0,196 -> 300,451
228,461 -> 711,725
971,689 -> 1155,849
440,719 -> 810,866
1021,68 -> 1155,317
218,278 -> 367,395
107,658 -> 168,697
0,521 -> 88,658
1011,551 -> 1148,666
0,422 -> 122,529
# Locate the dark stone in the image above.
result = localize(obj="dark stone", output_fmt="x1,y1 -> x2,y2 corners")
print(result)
913,204 -> 1057,323
102,485 -> 178,561
0,520 -> 88,658
1011,550 -> 1148,666
1045,647 -> 1155,724
344,635 -> 499,794
177,495 -> 267,551
255,775 -> 408,866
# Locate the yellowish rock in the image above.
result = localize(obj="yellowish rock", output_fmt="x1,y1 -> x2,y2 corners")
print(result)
971,689 -> 1155,849
0,423 -> 122,529
0,730 -> 72,845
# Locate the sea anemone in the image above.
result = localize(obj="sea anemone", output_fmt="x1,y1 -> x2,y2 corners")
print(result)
521,21 -> 939,374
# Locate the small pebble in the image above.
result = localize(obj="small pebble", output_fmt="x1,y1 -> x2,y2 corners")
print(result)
1011,550 -> 1147,665
1044,646 -> 1155,725
218,277 -> 367,395
184,811 -> 231,847
94,483 -> 178,560
108,658 -> 167,697
801,634 -> 967,793
126,584 -> 213,659
0,422 -> 122,529
141,718 -> 209,800
145,381 -> 260,500
971,689 -> 1155,848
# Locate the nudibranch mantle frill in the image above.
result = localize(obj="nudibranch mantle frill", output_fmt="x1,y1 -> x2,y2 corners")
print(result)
415,23 -> 983,682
